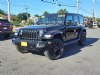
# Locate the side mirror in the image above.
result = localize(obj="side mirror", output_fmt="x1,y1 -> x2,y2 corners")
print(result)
66,20 -> 72,26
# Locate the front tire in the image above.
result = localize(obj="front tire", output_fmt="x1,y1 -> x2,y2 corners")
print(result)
16,45 -> 29,53
44,39 -> 64,60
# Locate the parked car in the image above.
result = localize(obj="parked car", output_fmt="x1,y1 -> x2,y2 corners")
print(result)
97,22 -> 100,28
0,19 -> 13,38
93,22 -> 98,28
12,13 -> 86,60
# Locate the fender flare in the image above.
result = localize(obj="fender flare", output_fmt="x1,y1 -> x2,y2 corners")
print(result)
78,28 -> 86,38
43,30 -> 63,40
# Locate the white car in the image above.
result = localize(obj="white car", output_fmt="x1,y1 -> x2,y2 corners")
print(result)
93,22 -> 98,28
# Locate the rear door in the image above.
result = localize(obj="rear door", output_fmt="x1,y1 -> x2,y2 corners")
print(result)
72,14 -> 80,38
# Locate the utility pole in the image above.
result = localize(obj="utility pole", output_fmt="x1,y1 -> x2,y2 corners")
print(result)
93,0 -> 95,22
25,6 -> 28,21
76,0 -> 79,14
56,0 -> 58,12
53,0 -> 58,12
7,0 -> 11,22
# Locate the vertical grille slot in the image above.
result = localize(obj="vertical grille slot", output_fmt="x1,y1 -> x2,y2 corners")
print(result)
20,29 -> 39,40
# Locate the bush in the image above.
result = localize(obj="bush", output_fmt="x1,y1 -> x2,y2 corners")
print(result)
11,21 -> 22,27
11,19 -> 34,27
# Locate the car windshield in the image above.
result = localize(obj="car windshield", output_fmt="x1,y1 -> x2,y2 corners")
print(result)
93,22 -> 97,24
0,19 -> 9,23
37,14 -> 65,25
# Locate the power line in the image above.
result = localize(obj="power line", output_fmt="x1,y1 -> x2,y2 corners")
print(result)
1,2 -> 44,12
1,2 -> 25,7
41,0 -> 76,7
41,0 -> 55,4
42,0 -> 92,15
79,7 -> 92,15
0,1 -> 94,16
58,3 -> 76,7
1,2 -> 20,8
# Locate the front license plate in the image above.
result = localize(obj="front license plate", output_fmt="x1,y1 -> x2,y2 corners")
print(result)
21,42 -> 27,47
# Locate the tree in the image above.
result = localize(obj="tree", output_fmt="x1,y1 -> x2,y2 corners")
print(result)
17,12 -> 30,20
57,9 -> 68,14
11,15 -> 21,22
84,16 -> 92,20
43,11 -> 49,16
11,15 -> 17,21
11,15 -> 22,26
34,14 -> 39,17
96,18 -> 100,22
0,9 -> 6,15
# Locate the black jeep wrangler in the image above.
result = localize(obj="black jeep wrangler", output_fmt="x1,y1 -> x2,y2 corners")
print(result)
12,13 -> 86,60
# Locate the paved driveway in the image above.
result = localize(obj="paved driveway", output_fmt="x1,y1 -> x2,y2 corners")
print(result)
0,28 -> 100,75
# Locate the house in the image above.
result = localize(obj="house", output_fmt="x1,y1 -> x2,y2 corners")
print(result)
29,16 -> 40,23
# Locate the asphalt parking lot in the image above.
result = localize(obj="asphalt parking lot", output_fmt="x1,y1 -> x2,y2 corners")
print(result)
0,28 -> 100,75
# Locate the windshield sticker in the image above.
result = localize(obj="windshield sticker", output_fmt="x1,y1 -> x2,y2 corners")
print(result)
58,15 -> 65,17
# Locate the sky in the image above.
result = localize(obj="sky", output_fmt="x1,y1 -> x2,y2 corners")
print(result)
0,0 -> 100,18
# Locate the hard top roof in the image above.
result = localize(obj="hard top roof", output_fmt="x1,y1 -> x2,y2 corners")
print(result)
46,13 -> 83,16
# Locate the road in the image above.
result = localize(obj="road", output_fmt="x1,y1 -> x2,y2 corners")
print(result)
0,28 -> 100,75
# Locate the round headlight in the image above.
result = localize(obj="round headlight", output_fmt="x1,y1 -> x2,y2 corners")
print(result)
39,30 -> 44,36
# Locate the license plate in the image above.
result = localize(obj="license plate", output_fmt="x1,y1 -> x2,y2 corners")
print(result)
21,42 -> 27,47
3,27 -> 7,29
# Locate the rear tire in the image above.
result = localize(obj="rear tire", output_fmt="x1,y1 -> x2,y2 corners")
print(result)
78,32 -> 86,46
16,45 -> 29,53
44,39 -> 64,60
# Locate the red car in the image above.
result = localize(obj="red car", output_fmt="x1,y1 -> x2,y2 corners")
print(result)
0,19 -> 13,38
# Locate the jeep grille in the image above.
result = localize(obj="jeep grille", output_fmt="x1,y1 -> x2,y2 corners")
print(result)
19,29 -> 40,40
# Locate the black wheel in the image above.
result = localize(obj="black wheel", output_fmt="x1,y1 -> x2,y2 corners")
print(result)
15,45 -> 29,53
78,32 -> 86,46
44,39 -> 64,60
4,34 -> 10,38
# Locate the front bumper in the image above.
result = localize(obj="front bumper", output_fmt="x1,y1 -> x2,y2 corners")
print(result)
0,31 -> 13,35
12,38 -> 48,51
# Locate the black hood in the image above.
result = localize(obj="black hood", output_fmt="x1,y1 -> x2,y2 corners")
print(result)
21,24 -> 63,30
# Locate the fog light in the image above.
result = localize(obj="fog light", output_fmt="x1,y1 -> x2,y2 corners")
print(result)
36,41 -> 45,48
44,35 -> 52,39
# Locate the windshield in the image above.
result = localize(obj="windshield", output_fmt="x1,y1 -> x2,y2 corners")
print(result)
93,22 -> 97,24
0,19 -> 10,23
37,14 -> 65,25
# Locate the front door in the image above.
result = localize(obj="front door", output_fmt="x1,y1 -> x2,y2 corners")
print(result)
64,14 -> 78,41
